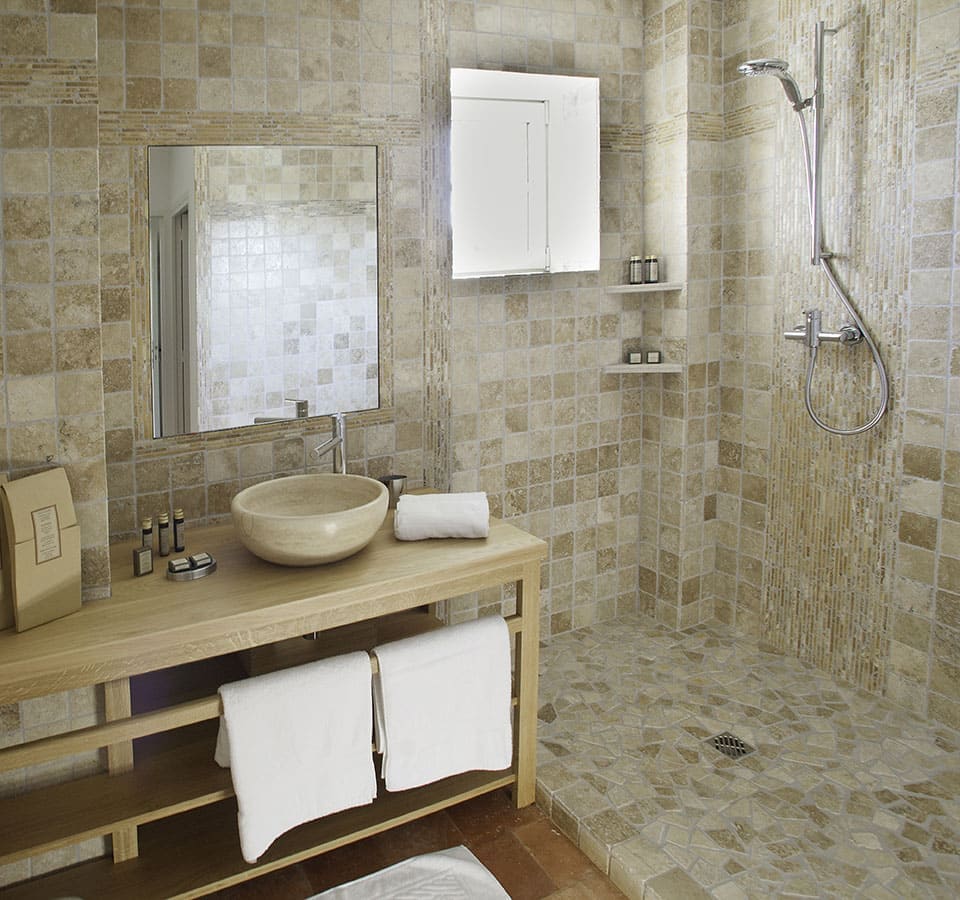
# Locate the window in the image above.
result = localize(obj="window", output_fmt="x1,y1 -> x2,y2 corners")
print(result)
451,69 -> 600,279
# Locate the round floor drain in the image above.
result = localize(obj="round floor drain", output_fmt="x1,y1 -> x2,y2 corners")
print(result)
709,731 -> 755,759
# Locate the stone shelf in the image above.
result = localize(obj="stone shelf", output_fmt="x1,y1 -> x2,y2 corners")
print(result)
603,364 -> 683,375
605,282 -> 684,294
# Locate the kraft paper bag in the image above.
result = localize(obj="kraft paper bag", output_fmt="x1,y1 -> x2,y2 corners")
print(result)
0,468 -> 81,632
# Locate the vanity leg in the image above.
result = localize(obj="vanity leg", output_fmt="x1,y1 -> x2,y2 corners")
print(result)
512,559 -> 541,808
104,677 -> 139,861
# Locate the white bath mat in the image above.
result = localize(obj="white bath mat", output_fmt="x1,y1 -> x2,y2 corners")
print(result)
310,845 -> 510,899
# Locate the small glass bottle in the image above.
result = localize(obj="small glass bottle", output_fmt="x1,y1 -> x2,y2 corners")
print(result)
133,545 -> 153,577
141,517 -> 153,550
628,256 -> 643,284
157,512 -> 170,557
643,256 -> 659,284
173,508 -> 185,553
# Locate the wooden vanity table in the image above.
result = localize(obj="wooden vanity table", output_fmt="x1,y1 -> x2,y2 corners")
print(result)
0,515 -> 546,898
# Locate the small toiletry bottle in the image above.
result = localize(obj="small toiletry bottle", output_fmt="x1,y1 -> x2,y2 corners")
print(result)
157,512 -> 170,557
173,508 -> 185,552
628,256 -> 643,284
133,546 -> 153,577
643,256 -> 659,284
141,516 -> 153,550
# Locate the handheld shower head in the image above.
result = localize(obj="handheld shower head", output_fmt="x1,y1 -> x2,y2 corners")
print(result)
737,57 -> 790,76
738,58 -> 806,110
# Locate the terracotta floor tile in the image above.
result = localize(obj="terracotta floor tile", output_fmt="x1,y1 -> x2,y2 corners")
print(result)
469,831 -> 559,900
207,792 -> 620,898
355,809 -> 465,868
512,818 -> 596,888
445,787 -> 543,844
296,839 -> 392,894
545,867 -> 628,899
299,810 -> 463,892
209,862 -> 314,899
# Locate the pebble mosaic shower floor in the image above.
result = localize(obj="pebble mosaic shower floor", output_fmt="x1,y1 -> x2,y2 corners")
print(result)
536,614 -> 960,899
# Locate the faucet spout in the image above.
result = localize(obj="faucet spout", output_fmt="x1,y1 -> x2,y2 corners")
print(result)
253,397 -> 309,424
312,412 -> 346,473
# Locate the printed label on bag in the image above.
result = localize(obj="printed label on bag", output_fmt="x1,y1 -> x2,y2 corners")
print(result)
31,505 -> 62,564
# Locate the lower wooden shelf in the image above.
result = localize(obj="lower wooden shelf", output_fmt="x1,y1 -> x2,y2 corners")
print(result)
3,768 -> 514,900
0,731 -> 231,868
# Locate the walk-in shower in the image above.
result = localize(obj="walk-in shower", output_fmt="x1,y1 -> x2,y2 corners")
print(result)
739,23 -> 889,435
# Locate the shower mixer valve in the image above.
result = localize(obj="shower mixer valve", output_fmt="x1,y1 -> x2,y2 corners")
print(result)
784,309 -> 863,349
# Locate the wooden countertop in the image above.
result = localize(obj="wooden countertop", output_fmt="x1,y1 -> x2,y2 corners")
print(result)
0,514 -> 546,705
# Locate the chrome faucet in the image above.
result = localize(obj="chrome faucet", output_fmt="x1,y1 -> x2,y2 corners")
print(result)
313,412 -> 346,474
253,397 -> 310,424
287,398 -> 309,418
784,309 -> 863,348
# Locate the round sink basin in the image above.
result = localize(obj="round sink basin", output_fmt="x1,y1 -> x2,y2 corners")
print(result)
231,474 -> 388,566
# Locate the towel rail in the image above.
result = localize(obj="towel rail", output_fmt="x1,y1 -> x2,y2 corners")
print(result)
0,616 -> 524,776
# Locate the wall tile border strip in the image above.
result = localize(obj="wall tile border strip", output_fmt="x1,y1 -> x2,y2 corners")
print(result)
98,113 -> 422,149
0,60 -> 97,103
420,0 -> 452,490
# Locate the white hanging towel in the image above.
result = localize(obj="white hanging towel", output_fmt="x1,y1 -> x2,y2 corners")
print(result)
393,492 -> 490,540
372,616 -> 512,792
214,652 -> 377,863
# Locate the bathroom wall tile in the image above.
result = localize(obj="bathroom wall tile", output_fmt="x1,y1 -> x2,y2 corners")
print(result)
719,0 -> 959,719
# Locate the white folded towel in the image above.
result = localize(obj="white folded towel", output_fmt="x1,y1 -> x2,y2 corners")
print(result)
372,616 -> 512,792
393,492 -> 490,540
214,653 -> 377,863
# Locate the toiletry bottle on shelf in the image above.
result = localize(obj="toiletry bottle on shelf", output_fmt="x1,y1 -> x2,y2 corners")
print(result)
643,256 -> 659,284
157,512 -> 170,557
628,256 -> 643,284
173,508 -> 185,552
141,516 -> 153,550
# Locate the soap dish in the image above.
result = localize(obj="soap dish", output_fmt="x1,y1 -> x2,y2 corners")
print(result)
167,555 -> 218,581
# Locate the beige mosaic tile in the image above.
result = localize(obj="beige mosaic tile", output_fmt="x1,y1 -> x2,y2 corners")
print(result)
538,614 -> 960,899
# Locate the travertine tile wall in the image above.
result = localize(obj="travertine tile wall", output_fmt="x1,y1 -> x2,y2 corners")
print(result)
0,1 -> 110,596
635,0 -> 723,629
720,0 -> 960,727
99,0 -> 723,639
98,0 -> 429,540
680,1 -> 722,628
716,0 -> 778,634
0,0 -> 109,882
440,0 -> 723,635
763,0 -> 909,695
902,0 -> 959,728
636,1 -> 691,626
447,0 -> 649,636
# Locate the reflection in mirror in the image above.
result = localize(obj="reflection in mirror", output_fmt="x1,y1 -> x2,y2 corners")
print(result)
148,145 -> 379,438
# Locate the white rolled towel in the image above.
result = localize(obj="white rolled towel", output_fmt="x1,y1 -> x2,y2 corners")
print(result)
393,492 -> 489,541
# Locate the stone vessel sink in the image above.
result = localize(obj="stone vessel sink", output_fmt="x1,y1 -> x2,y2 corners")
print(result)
231,474 -> 388,566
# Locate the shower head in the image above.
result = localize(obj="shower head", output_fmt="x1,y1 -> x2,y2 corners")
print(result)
738,58 -> 806,110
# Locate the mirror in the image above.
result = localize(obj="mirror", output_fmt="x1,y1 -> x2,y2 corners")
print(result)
147,145 -> 379,438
